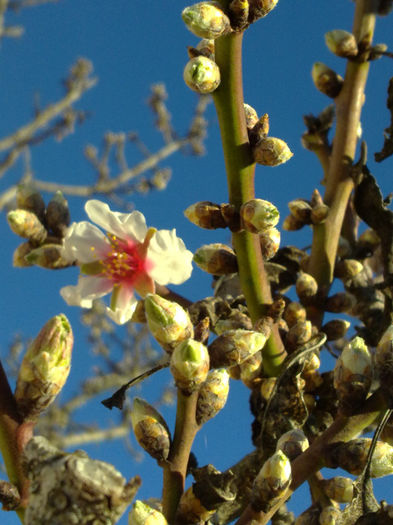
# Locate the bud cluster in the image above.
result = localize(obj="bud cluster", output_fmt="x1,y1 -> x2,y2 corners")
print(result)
8,184 -> 72,269
283,189 -> 329,231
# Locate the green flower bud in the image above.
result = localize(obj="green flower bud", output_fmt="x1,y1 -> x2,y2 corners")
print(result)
25,244 -> 72,269
182,2 -> 231,39
248,0 -> 279,23
214,311 -> 253,335
282,214 -> 304,231
170,339 -> 210,394
193,243 -> 238,275
252,450 -> 291,512
244,103 -> 259,130
253,137 -> 293,166
15,314 -> 73,421
229,0 -> 250,31
183,56 -> 221,94
334,259 -> 364,280
129,501 -> 168,525
7,209 -> 47,244
369,43 -> 388,60
320,476 -> 354,503
16,183 -> 45,222
45,191 -> 71,237
288,199 -> 312,224
276,429 -> 309,461
208,328 -> 270,368
131,398 -> 171,461
13,242 -> 34,267
184,201 -> 227,229
240,199 -> 279,233
196,38 -> 215,59
326,438 -> 393,478
285,320 -> 312,349
144,294 -> 194,353
325,29 -> 358,58
321,319 -> 350,341
239,351 -> 263,388
312,62 -> 343,98
296,272 -> 318,301
333,336 -> 373,410
196,368 -> 230,424
283,302 -> 307,328
259,227 -> 280,261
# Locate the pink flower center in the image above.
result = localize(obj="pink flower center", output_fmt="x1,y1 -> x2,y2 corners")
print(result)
101,235 -> 152,285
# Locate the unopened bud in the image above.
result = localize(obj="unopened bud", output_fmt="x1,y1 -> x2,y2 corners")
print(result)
259,227 -> 280,260
326,438 -> 393,477
320,476 -> 354,503
184,56 -> 221,94
358,228 -> 380,249
325,29 -> 358,58
282,214 -> 304,231
369,43 -> 388,60
239,351 -> 263,388
129,501 -> 168,525
25,244 -> 71,269
209,328 -> 270,368
319,506 -> 341,525
312,62 -> 343,98
196,38 -> 215,59
196,368 -> 230,424
252,450 -> 291,511
244,103 -> 259,129
15,314 -> 73,421
334,259 -> 364,280
276,429 -> 309,460
45,191 -> 71,237
253,137 -> 293,167
310,203 -> 329,224
16,183 -> 45,222
283,302 -> 307,328
13,242 -> 34,267
229,0 -> 250,31
248,0 -> 279,23
240,199 -> 279,233
322,319 -> 350,341
285,320 -> 312,349
170,339 -> 210,394
131,398 -> 171,461
182,2 -> 231,39
7,209 -> 47,244
333,336 -> 372,410
288,199 -> 312,224
144,294 -> 193,353
248,114 -> 270,145
296,272 -> 318,302
175,485 -> 215,524
260,377 -> 276,401
214,311 -> 252,335
193,243 -> 238,275
325,292 -> 355,313
184,201 -> 227,229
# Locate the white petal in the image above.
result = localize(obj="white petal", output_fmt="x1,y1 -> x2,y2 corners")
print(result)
85,200 -> 147,242
148,229 -> 193,285
60,275 -> 113,307
63,221 -> 110,263
106,285 -> 137,324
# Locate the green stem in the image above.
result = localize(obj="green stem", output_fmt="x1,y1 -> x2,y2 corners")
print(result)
0,361 -> 31,523
212,31 -> 285,375
162,390 -> 199,523
308,0 -> 378,326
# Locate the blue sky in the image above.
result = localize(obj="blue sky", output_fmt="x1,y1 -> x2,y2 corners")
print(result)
0,1 -> 392,524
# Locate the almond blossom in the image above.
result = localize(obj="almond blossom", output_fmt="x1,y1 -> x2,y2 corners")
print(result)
60,200 -> 193,324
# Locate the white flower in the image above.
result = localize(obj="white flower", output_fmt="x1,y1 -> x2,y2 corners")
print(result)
60,200 -> 193,324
